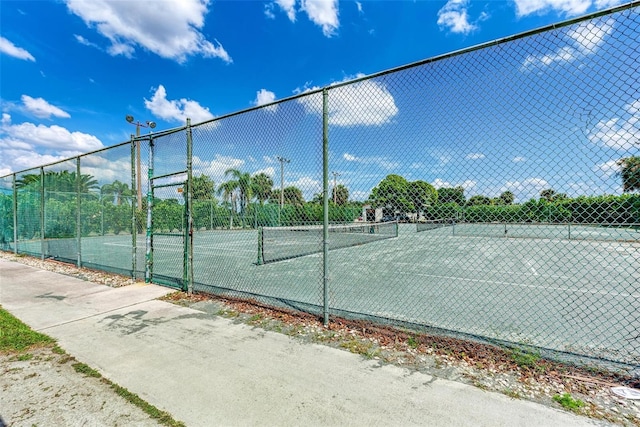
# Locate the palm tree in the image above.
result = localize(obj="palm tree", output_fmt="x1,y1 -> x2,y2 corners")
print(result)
217,181 -> 238,229
251,172 -> 273,205
101,180 -> 131,205
222,169 -> 252,214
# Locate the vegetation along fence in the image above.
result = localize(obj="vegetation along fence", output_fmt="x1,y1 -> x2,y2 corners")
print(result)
1,3 -> 639,372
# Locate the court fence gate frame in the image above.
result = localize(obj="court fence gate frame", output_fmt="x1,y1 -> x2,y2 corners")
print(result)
1,2 -> 640,373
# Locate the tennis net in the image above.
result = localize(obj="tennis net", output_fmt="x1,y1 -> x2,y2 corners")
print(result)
258,221 -> 398,264
416,218 -> 454,232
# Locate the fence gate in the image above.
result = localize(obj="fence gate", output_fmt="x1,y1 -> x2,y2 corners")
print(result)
144,125 -> 193,291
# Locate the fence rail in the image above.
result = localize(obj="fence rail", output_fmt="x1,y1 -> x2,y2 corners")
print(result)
1,3 -> 640,372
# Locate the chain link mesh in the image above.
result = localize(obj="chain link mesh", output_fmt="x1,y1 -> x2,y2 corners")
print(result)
1,5 -> 639,370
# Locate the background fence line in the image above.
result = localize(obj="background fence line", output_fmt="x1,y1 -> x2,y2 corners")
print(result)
1,3 -> 639,372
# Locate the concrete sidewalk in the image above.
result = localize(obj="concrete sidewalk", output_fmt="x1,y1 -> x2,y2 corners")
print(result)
0,258 -> 604,426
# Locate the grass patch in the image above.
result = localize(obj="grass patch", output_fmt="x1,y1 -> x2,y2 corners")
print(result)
109,382 -> 186,427
340,338 -> 380,359
407,336 -> 418,349
16,353 -> 34,361
503,388 -> 521,399
510,347 -> 541,370
553,393 -> 585,412
0,306 -> 54,352
72,362 -> 102,378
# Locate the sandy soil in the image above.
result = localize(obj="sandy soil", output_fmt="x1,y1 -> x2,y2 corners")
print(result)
0,346 -> 161,427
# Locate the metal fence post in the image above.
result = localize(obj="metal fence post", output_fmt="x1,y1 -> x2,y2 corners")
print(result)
185,118 -> 194,294
145,137 -> 154,283
322,88 -> 330,327
131,136 -> 137,280
76,157 -> 82,267
40,166 -> 44,260
12,174 -> 17,254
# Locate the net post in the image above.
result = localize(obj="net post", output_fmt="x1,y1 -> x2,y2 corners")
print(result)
145,137 -> 154,284
76,156 -> 82,268
322,88 -> 330,327
131,135 -> 137,280
257,227 -> 264,265
40,166 -> 44,260
185,118 -> 194,294
12,173 -> 17,254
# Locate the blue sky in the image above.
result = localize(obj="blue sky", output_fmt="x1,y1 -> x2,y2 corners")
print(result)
1,0 -> 638,202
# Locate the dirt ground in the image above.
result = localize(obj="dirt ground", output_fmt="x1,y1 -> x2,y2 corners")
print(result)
0,345 -> 162,427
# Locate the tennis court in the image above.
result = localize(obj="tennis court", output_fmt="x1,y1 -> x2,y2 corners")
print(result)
15,221 -> 639,366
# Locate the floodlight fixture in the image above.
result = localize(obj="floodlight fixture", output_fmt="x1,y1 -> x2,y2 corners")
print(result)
126,115 -> 134,123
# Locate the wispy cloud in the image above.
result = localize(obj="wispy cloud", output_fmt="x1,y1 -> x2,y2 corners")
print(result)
0,37 -> 35,61
266,0 -> 339,37
343,153 -> 399,170
145,85 -> 215,124
65,0 -> 231,64
513,0 -> 591,17
588,100 -> 640,150
21,95 -> 70,119
437,0 -> 480,35
465,152 -> 485,160
521,18 -> 614,71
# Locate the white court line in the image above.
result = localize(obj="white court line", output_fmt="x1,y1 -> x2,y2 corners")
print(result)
524,260 -> 538,276
392,262 -> 571,281
395,271 -> 640,299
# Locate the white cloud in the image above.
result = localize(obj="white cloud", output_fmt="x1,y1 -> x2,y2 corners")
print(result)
432,178 -> 476,190
594,159 -> 620,176
588,99 -> 640,150
502,177 -> 549,201
298,74 -> 398,127
253,167 -> 275,177
0,114 -> 103,174
521,18 -> 614,71
65,0 -> 231,64
437,0 -> 477,34
273,0 -> 297,21
513,0 -> 591,17
145,85 -> 215,124
512,156 -> 527,162
356,1 -> 363,13
192,154 -> 244,182
342,152 -> 400,170
594,0 -> 624,8
465,152 -> 485,160
286,175 -> 321,200
21,95 -> 71,119
253,89 -> 278,112
301,0 -> 339,37
0,37 -> 35,61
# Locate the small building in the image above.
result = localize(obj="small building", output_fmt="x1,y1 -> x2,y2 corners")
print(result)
362,205 -> 383,222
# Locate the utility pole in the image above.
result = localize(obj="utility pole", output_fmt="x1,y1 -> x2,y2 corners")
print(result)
276,156 -> 290,225
332,171 -> 341,204
125,115 -> 156,209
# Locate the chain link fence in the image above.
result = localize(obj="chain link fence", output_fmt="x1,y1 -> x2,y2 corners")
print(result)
1,4 -> 639,371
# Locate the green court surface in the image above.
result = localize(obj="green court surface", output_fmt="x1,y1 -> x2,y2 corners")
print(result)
12,223 -> 640,367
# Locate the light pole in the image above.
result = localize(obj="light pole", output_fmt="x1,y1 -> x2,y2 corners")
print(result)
125,115 -> 156,209
276,156 -> 290,225
332,171 -> 341,204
